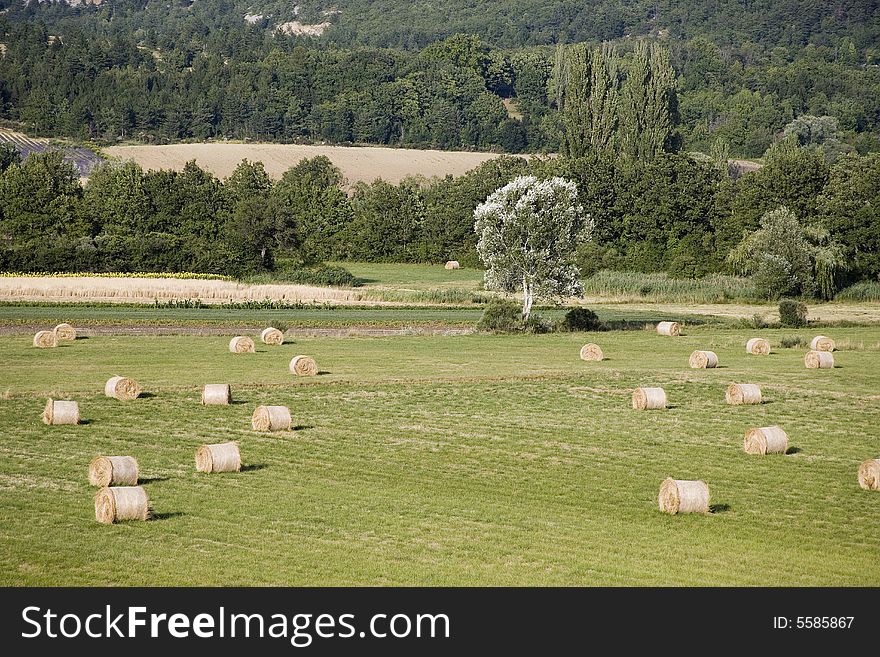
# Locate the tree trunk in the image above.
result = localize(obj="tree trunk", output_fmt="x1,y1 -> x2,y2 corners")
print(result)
521,276 -> 534,322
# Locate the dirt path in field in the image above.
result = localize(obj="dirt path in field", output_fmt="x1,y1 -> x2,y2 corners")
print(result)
0,325 -> 473,337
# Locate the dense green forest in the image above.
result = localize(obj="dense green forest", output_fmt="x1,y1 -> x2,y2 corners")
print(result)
1,1 -> 879,156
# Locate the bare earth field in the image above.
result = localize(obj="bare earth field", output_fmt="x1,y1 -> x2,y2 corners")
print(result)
104,143 -> 504,184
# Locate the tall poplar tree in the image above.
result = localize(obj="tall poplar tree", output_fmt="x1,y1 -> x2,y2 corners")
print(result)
618,41 -> 678,160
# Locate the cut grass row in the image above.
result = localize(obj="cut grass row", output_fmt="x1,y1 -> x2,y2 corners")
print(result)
1,328 -> 878,585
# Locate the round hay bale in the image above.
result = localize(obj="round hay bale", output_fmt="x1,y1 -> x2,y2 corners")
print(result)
810,335 -> 835,352
94,486 -> 150,524
261,327 -> 284,345
33,330 -> 57,348
689,350 -> 718,369
805,350 -> 834,369
53,323 -> 76,341
579,343 -> 604,361
89,456 -> 139,487
744,426 -> 788,455
229,336 -> 255,353
746,337 -> 770,355
632,387 -> 667,410
857,459 -> 880,491
290,355 -> 318,377
42,399 -> 80,425
104,376 -> 141,401
658,478 -> 710,514
252,405 -> 292,431
202,384 -> 231,405
726,383 -> 762,405
656,321 -> 680,336
444,260 -> 460,270
196,442 -> 241,473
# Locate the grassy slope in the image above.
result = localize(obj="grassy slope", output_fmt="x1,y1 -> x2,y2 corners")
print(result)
1,327 -> 878,586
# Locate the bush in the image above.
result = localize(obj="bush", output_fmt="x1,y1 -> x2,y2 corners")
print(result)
277,265 -> 360,287
558,307 -> 603,332
525,313 -> 553,334
476,299 -> 523,332
780,335 -> 807,349
778,298 -> 808,327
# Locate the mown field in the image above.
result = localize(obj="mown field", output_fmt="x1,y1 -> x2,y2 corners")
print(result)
1,326 -> 878,586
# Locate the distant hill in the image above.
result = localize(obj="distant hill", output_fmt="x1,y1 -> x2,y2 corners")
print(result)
271,0 -> 879,50
27,0 -> 880,51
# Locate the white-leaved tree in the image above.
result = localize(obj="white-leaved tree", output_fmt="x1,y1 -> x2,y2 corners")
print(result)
474,175 -> 592,321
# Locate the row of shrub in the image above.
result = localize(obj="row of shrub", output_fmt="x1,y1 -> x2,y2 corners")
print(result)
476,299 -> 816,333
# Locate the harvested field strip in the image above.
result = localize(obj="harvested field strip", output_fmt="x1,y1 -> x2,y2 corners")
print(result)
104,142 -> 501,186
0,276 -> 368,305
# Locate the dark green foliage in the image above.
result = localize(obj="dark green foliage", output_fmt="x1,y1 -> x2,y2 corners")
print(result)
275,265 -> 360,288
559,308 -> 602,332
524,313 -> 553,334
778,299 -> 808,328
780,335 -> 808,349
476,299 -> 524,332
1,4 -> 879,158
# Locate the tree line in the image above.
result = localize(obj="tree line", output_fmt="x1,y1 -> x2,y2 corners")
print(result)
1,143 -> 877,298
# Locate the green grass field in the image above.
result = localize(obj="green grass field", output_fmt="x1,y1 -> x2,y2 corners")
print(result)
332,262 -> 484,290
1,326 -> 879,586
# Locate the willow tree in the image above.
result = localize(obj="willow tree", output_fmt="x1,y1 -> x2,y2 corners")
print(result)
474,176 -> 592,321
727,206 -> 846,299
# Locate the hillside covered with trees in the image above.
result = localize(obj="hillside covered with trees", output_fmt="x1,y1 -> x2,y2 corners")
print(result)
1,1 -> 878,300
0,1 -> 879,157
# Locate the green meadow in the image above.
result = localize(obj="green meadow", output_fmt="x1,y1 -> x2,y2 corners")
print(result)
1,327 -> 878,585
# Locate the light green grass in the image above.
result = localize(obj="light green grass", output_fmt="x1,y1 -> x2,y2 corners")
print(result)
1,327 -> 878,586
330,261 -> 484,290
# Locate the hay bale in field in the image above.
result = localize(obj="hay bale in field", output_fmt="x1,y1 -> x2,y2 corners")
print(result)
201,384 -> 231,405
89,456 -> 139,487
805,350 -> 834,369
658,478 -> 710,514
196,442 -> 241,473
105,376 -> 141,401
53,323 -> 76,341
33,330 -> 57,348
252,405 -> 291,431
746,337 -> 770,355
229,336 -> 255,353
656,321 -> 680,336
94,486 -> 150,524
444,260 -> 460,270
744,426 -> 788,455
261,327 -> 284,345
290,355 -> 318,376
726,383 -> 762,405
42,399 -> 79,425
689,350 -> 718,369
579,343 -> 604,361
858,459 -> 880,491
632,387 -> 667,410
810,335 -> 835,352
